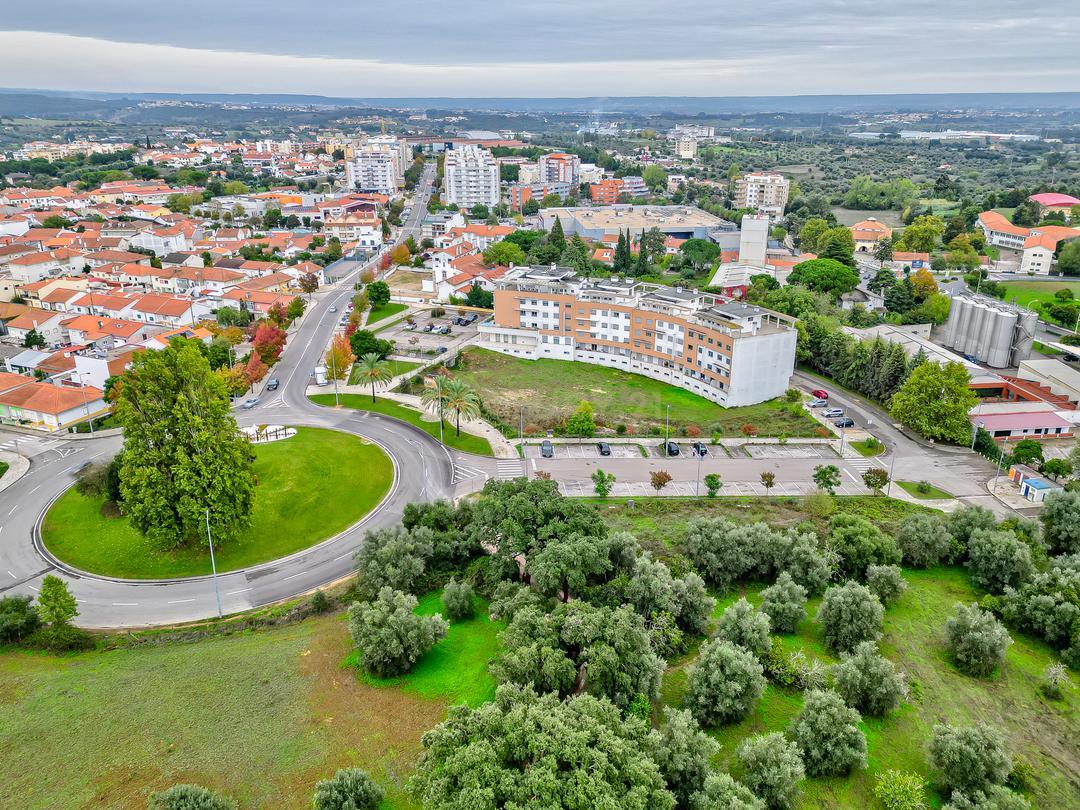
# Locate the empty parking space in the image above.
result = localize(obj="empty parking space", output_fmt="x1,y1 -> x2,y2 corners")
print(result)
558,479 -> 867,498
743,444 -> 834,459
524,443 -> 643,459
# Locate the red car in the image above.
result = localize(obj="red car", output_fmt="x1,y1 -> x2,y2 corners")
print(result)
810,388 -> 829,400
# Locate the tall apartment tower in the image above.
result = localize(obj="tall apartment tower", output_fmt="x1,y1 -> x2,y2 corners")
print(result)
443,145 -> 500,208
345,151 -> 397,195
537,152 -> 581,187
734,172 -> 790,220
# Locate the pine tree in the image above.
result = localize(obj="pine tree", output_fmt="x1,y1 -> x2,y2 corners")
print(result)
549,217 -> 567,253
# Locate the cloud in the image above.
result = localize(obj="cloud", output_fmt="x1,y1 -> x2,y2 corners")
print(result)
0,0 -> 1078,97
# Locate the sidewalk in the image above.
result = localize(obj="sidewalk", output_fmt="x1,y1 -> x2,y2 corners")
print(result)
0,449 -> 30,493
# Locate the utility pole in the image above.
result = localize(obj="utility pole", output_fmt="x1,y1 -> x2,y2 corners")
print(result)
205,508 -> 223,619
664,403 -> 670,457
437,375 -> 444,444
885,449 -> 896,497
695,445 -> 702,496
519,404 -> 525,477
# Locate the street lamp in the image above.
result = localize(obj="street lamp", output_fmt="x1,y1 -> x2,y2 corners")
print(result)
205,508 -> 223,619
664,403 -> 670,457
838,426 -> 846,456
519,404 -> 526,477
695,444 -> 702,496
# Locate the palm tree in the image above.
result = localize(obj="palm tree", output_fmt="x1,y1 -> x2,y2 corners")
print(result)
419,374 -> 449,431
441,378 -> 481,436
354,353 -> 392,403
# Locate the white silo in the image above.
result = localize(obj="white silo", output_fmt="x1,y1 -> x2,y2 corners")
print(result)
949,297 -> 972,351
944,296 -> 964,347
986,309 -> 1017,368
964,301 -> 987,358
1012,310 -> 1038,365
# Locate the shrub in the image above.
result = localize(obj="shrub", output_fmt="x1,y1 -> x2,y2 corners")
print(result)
943,786 -> 1030,810
831,641 -> 908,716
1041,662 -> 1069,699
148,784 -> 237,810
689,773 -> 764,810
715,597 -> 772,660
685,638 -> 766,727
873,770 -> 928,810
776,530 -> 833,594
760,572 -> 808,634
735,732 -> 805,810
929,723 -> 1012,796
645,707 -> 720,807
896,512 -> 953,567
967,530 -> 1034,594
684,518 -> 775,589
1041,489 -> 1080,554
865,564 -> 908,606
948,506 -> 998,553
827,514 -> 901,579
74,461 -> 110,498
999,566 -> 1079,657
353,526 -> 434,601
945,602 -> 1011,678
312,767 -> 384,810
818,581 -> 884,654
0,595 -> 41,642
309,590 -> 330,613
704,472 -> 722,497
788,689 -> 867,777
348,587 -> 448,677
441,579 -> 475,621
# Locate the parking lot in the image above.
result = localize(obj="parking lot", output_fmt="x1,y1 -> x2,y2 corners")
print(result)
524,442 -> 643,459
557,478 -> 868,498
743,444 -> 835,459
378,309 -> 483,354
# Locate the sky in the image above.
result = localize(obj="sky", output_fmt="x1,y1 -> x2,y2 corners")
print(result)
1,1 -> 1078,97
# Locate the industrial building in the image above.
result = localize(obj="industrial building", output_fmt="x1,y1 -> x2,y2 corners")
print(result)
941,294 -> 1038,369
539,206 -> 734,240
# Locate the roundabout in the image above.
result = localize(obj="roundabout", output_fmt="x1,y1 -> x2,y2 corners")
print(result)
39,427 -> 394,580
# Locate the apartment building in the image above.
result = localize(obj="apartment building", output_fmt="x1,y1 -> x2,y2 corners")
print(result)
345,150 -> 397,195
537,152 -> 581,187
443,145 -> 500,208
477,266 -> 797,406
734,172 -> 790,219
977,211 -> 1080,274
673,137 -> 698,159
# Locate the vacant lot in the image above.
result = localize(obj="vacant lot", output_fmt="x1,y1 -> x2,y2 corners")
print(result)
0,586 -> 500,810
42,428 -> 393,579
660,568 -> 1080,809
348,359 -> 420,386
1000,280 -> 1080,310
449,347 -> 819,438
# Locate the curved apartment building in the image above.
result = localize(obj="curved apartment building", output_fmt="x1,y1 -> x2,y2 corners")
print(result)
477,266 -> 797,407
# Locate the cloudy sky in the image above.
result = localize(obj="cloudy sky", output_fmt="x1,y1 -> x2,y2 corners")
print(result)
1,1 -> 1078,97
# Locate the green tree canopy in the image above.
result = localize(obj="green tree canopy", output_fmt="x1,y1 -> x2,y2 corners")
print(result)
788,258 -> 859,298
890,361 -> 977,444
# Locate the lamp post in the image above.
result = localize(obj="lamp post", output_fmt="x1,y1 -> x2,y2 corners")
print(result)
519,404 -> 526,477
437,375 -> 444,444
885,448 -> 896,497
664,403 -> 670,457
838,426 -> 846,456
695,444 -> 702,496
205,508 -> 223,619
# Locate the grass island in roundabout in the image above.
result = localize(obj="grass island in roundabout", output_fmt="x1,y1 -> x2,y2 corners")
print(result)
40,426 -> 394,580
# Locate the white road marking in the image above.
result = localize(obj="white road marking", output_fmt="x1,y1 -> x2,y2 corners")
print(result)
843,468 -> 860,483
111,602 -> 139,606
167,598 -> 195,604
7,570 -> 15,578
28,484 -> 40,494
226,587 -> 252,596
281,571 -> 308,581
7,506 -> 16,515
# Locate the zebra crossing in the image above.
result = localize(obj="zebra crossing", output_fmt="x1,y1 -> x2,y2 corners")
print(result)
451,462 -> 488,484
495,459 -> 528,480
0,435 -> 67,457
844,455 -> 886,474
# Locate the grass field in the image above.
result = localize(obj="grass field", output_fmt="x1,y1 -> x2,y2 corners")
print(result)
348,359 -> 420,386
659,569 -> 1080,809
309,393 -> 493,456
448,348 -> 819,438
367,302 -> 407,326
850,439 -> 885,457
41,428 -> 393,579
0,461 -> 8,480
898,480 -> 954,500
1000,280 -> 1080,310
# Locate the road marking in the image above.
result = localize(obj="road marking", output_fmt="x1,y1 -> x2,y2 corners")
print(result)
111,602 -> 139,606
843,468 -> 859,483
226,587 -> 252,596
282,571 -> 308,581
28,484 -> 40,494
334,552 -> 353,561
7,571 -> 15,578
167,598 -> 195,604
7,506 -> 16,515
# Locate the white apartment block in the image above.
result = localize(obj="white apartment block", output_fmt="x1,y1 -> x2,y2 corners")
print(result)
674,137 -> 698,159
346,151 -> 398,195
443,145 -> 500,208
734,172 -> 790,220
478,266 -> 797,407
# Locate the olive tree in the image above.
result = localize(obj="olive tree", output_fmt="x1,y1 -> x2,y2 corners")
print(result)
685,638 -> 766,727
818,581 -> 884,654
684,518 -> 777,589
348,587 -> 448,677
896,512 -> 954,568
831,641 -> 908,716
735,732 -> 805,810
354,526 -> 434,601
929,723 -> 1012,796
441,579 -> 475,621
1041,490 -> 1080,555
689,773 -> 764,810
312,768 -> 384,810
943,786 -> 1030,810
776,530 -> 833,594
788,689 -> 867,777
148,785 -> 237,810
715,597 -> 772,660
944,603 -> 1011,678
827,515 -> 901,579
645,707 -> 720,807
948,506 -> 998,553
967,529 -> 1034,594
865,564 -> 908,607
760,572 -> 808,634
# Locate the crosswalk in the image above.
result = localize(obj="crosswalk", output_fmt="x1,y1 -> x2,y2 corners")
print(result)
495,459 -> 527,480
451,463 -> 488,484
0,435 -> 67,457
845,456 -> 884,474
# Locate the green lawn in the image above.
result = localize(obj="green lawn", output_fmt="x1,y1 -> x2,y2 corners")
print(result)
850,439 -> 885,457
445,347 -> 820,438
0,460 -> 8,480
898,480 -> 954,500
350,589 -> 502,709
659,569 -> 1080,809
1000,280 -> 1080,310
366,302 -> 407,326
348,359 -> 420,386
1033,341 -> 1064,356
309,393 -> 493,456
41,427 -> 394,579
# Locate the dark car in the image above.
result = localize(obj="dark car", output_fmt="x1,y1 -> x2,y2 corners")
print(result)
266,378 -> 279,391
691,442 -> 708,456
540,440 -> 554,458
663,442 -> 680,457
833,417 -> 855,428
597,441 -> 611,456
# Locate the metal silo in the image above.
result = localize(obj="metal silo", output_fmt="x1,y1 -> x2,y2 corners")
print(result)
986,309 -> 1016,368
1012,310 -> 1038,365
944,295 -> 964,347
949,297 -> 972,351
964,301 -> 987,358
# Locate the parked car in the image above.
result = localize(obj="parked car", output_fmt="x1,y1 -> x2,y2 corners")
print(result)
266,378 -> 279,391
435,346 -> 448,354
809,398 -> 829,408
833,417 -> 855,428
691,442 -> 708,456
663,442 -> 680,457
540,440 -> 554,458
329,305 -> 338,313
423,323 -> 435,332
241,397 -> 260,410
810,388 -> 829,400
597,441 -> 611,456
822,408 -> 844,419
